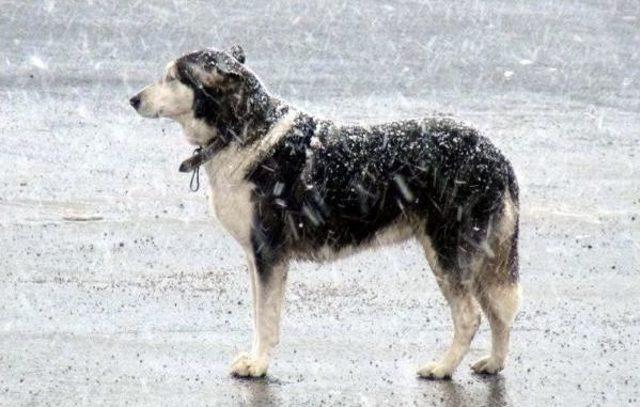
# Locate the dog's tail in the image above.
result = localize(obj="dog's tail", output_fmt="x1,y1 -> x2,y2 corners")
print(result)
505,161 -> 519,282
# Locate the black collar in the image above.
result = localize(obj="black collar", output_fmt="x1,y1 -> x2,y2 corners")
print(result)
178,137 -> 226,173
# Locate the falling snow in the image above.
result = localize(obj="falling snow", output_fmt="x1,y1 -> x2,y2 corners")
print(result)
0,0 -> 639,405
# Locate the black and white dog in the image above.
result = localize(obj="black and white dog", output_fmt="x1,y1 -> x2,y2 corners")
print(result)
130,45 -> 521,380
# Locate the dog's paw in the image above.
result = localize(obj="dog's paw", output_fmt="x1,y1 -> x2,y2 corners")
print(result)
417,362 -> 454,380
470,356 -> 504,375
230,352 -> 268,378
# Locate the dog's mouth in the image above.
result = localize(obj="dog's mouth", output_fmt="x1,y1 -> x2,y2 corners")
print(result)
142,106 -> 163,119
130,103 -> 160,119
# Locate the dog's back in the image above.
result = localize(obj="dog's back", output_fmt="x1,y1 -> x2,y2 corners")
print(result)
247,114 -> 519,279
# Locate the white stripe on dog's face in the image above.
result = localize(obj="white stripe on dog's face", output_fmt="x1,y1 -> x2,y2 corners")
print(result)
134,78 -> 194,118
135,80 -> 193,118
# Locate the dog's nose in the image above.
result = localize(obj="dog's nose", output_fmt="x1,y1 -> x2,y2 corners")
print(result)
129,95 -> 141,109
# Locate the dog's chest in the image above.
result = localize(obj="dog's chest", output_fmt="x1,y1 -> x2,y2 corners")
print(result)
203,149 -> 254,248
197,110 -> 299,250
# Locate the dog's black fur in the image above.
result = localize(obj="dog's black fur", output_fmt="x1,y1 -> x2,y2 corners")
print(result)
132,46 -> 521,378
171,48 -> 518,283
249,115 -> 519,278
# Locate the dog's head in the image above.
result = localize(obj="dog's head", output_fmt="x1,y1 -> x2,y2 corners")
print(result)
130,45 -> 263,145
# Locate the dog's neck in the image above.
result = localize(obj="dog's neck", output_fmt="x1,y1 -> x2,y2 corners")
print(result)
174,112 -> 218,145
225,93 -> 291,146
176,93 -> 292,176
179,93 -> 290,146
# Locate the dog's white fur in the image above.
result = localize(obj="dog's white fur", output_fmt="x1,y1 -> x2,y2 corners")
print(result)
135,81 -> 194,119
204,109 -> 298,247
131,56 -> 521,379
135,71 -> 216,146
204,110 -> 298,376
136,70 -> 302,376
174,112 -> 219,146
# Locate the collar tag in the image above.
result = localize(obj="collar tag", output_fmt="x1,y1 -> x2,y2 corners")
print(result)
188,148 -> 202,192
179,138 -> 225,192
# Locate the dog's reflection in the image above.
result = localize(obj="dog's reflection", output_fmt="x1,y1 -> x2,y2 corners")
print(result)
433,381 -> 466,406
431,375 -> 508,407
483,376 -> 509,406
233,377 -> 281,406
232,374 -> 508,405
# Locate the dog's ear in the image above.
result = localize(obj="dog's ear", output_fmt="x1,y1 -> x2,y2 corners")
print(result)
227,44 -> 246,64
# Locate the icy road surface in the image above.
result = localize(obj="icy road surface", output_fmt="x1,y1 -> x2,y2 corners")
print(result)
1,0 -> 639,405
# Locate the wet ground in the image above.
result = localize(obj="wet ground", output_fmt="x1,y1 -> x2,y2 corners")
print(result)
1,0 -> 639,405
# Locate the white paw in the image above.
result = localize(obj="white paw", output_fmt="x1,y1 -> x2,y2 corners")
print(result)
471,355 -> 504,375
230,352 -> 269,378
417,361 -> 454,380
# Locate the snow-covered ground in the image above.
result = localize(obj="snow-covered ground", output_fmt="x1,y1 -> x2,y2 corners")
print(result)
1,1 -> 638,405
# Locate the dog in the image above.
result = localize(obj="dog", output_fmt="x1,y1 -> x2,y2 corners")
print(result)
129,45 -> 521,380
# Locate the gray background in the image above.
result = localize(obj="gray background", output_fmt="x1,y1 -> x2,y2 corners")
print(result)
1,0 -> 638,405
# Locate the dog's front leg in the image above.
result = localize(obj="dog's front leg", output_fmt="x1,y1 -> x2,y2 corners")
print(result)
231,254 -> 288,378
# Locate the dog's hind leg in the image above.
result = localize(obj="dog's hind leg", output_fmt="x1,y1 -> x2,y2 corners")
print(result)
417,238 -> 481,380
231,255 -> 288,378
471,196 -> 521,375
470,280 -> 520,375
470,239 -> 521,375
